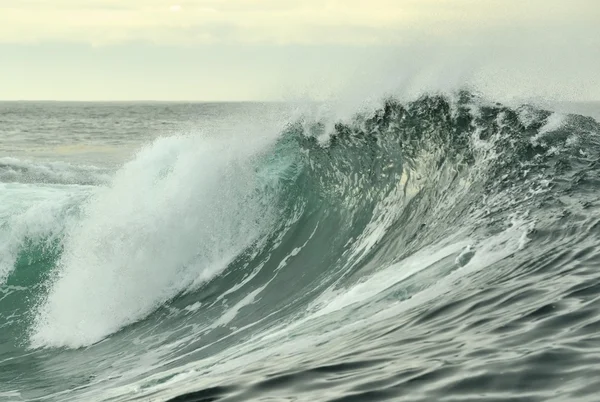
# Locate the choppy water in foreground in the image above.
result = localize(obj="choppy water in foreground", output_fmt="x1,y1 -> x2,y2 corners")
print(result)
1,95 -> 600,402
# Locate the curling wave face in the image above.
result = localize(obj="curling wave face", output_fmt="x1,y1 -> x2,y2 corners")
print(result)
1,92 -> 600,401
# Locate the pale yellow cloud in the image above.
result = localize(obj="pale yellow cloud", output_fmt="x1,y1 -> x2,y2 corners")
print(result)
0,0 -> 598,101
0,0 -> 596,45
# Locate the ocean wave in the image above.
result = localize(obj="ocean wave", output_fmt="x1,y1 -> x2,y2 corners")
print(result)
21,92 -> 598,349
1,92 -> 600,401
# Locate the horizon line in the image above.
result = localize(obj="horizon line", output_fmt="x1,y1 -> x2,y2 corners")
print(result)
1,98 -> 599,104
0,97 -> 600,104
0,99 -> 300,103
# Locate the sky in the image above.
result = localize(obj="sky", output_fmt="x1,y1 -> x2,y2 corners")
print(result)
0,0 -> 598,101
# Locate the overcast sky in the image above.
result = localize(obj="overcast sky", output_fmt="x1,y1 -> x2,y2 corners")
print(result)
0,0 -> 598,101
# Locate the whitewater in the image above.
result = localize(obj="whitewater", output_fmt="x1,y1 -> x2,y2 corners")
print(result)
2,93 -> 600,401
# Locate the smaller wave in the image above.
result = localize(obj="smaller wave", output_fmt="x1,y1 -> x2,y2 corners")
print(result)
0,157 -> 111,186
0,183 -> 88,284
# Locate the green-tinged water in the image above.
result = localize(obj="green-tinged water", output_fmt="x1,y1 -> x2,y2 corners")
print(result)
2,95 -> 600,402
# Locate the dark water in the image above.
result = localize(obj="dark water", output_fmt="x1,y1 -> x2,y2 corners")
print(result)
1,94 -> 600,402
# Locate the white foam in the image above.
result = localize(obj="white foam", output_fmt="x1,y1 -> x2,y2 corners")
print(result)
0,390 -> 21,399
310,239 -> 469,319
0,157 -> 110,185
31,132 -> 280,349
530,112 -> 567,146
0,183 -> 89,284
292,209 -> 535,329
183,302 -> 203,313
211,284 -> 267,329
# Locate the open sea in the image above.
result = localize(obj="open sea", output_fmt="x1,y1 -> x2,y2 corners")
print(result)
1,94 -> 600,401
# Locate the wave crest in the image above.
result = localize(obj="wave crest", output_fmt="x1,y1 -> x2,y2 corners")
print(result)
22,92 -> 600,349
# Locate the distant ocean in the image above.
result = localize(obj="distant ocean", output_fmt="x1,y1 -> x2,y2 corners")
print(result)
2,95 -> 600,401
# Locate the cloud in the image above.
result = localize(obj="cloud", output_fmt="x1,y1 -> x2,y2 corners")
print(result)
1,0 -> 598,101
0,0 -> 597,46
